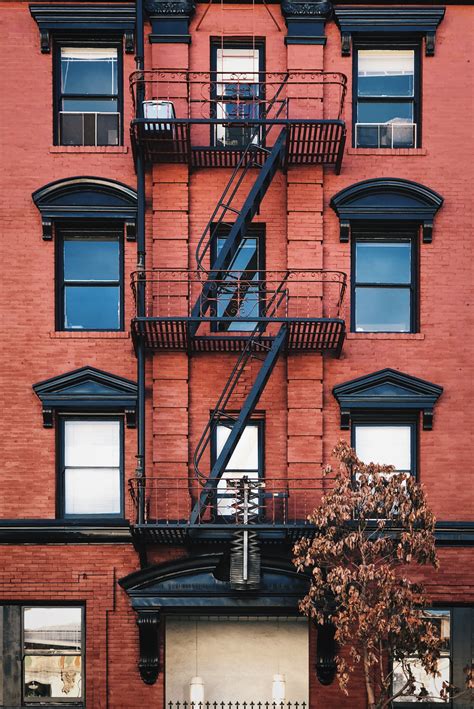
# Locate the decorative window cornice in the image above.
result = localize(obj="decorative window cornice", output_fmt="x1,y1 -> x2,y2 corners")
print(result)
29,3 -> 136,53
33,366 -> 137,428
144,0 -> 196,44
333,7 -> 446,56
330,178 -> 444,243
333,368 -> 443,430
32,176 -> 137,241
281,0 -> 333,45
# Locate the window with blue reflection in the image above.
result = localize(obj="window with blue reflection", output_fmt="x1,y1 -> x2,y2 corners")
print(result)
353,238 -> 415,333
58,229 -> 122,331
212,231 -> 262,332
355,49 -> 417,148
58,47 -> 120,146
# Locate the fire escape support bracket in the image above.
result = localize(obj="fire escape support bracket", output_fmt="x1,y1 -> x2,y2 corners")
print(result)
189,325 -> 288,525
136,610 -> 161,684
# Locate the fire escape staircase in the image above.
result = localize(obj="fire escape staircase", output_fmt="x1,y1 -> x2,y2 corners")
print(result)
188,107 -> 292,587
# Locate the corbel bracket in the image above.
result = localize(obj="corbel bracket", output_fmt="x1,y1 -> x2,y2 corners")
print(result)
42,407 -> 54,428
339,221 -> 350,243
422,221 -> 433,244
340,410 -> 351,430
125,221 -> 137,242
422,409 -> 434,431
341,32 -> 351,57
136,611 -> 161,685
42,219 -> 53,241
40,29 -> 50,53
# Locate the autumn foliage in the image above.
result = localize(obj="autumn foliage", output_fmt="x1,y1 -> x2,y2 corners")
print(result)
294,441 -> 445,709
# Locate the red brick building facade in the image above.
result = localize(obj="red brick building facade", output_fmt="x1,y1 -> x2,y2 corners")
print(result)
1,1 -> 473,707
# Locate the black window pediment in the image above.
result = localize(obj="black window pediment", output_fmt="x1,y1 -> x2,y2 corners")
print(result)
333,368 -> 443,431
32,177 -> 137,240
330,178 -> 443,243
29,3 -> 136,53
33,366 -> 137,428
333,7 -> 445,57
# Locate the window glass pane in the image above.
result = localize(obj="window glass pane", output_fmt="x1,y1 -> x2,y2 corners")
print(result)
97,113 -> 119,146
217,237 -> 259,273
356,242 -> 411,284
24,655 -> 82,699
64,239 -> 119,281
355,287 -> 411,332
61,47 -> 117,96
393,656 -> 450,703
65,467 -> 121,515
64,286 -> 120,330
215,237 -> 260,329
358,50 -> 414,97
24,608 -> 82,652
216,424 -> 259,470
356,121 -> 415,149
62,98 -> 118,113
65,420 -> 120,467
216,48 -> 260,81
424,610 -> 451,653
357,102 -> 413,125
355,425 -> 411,471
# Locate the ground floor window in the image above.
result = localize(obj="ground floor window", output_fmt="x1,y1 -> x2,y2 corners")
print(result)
165,616 -> 308,704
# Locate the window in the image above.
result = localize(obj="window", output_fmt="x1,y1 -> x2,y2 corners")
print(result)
56,45 -> 121,146
354,47 -> 419,148
211,41 -> 264,148
210,225 -> 264,331
352,231 -> 417,332
393,610 -> 451,704
211,225 -> 264,332
354,421 -> 416,477
23,606 -> 83,703
56,225 -> 123,331
213,421 -> 263,517
59,418 -> 123,517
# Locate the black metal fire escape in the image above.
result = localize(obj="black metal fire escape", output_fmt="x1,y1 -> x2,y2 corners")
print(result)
187,100 -> 294,587
129,57 -> 348,573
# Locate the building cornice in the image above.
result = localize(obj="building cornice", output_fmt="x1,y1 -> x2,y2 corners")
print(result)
0,521 -> 132,543
29,3 -> 136,53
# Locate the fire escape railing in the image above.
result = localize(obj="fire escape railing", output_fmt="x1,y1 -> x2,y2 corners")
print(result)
128,476 -> 335,526
130,269 -> 347,321
130,70 -> 347,122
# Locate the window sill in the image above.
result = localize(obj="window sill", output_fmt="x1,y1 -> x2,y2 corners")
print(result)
49,331 -> 130,339
49,146 -> 128,154
347,333 -> 425,340
347,147 -> 427,156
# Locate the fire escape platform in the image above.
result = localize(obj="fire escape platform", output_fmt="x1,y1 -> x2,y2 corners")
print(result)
131,119 -> 346,170
131,317 -> 345,355
129,523 -> 317,545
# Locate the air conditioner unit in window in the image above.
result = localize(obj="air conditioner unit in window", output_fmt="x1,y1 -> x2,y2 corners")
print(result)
142,100 -> 176,133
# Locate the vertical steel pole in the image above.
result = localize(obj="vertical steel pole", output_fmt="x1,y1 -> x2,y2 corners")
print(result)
135,0 -> 146,526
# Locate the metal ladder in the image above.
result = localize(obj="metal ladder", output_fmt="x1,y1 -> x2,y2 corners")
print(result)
189,277 -> 289,524
189,76 -> 289,335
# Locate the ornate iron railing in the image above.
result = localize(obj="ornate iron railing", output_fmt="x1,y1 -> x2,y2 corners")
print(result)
128,476 -> 334,526
130,70 -> 346,122
131,269 -> 347,322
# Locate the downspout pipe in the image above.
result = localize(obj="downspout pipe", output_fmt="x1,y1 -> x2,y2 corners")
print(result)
135,0 -> 146,526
